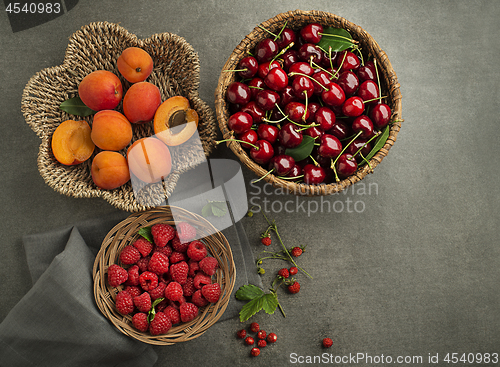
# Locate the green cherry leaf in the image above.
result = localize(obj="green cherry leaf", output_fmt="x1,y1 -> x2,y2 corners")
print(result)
364,125 -> 390,161
138,227 -> 153,243
317,27 -> 354,53
285,135 -> 315,162
235,284 -> 264,301
59,96 -> 96,117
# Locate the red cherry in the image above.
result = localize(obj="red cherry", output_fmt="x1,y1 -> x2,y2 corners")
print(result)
286,164 -> 303,179
351,115 -> 374,139
272,154 -> 295,176
241,101 -> 265,123
300,23 -> 323,44
337,71 -> 360,96
257,60 -> 281,79
226,81 -> 251,105
317,134 -> 342,158
321,82 -> 346,107
250,140 -> 274,165
279,86 -> 299,107
337,50 -> 360,71
238,129 -> 258,149
247,77 -> 265,99
264,67 -> 289,91
237,56 -> 259,79
255,89 -> 280,111
369,103 -> 392,129
336,153 -> 358,178
303,164 -> 326,184
282,49 -> 300,71
276,28 -> 297,49
312,70 -> 331,95
357,80 -> 380,104
297,43 -> 324,64
227,111 -> 253,134
288,61 -> 314,78
346,138 -> 372,162
257,123 -> 279,144
284,101 -> 309,123
342,96 -> 365,117
314,106 -> 336,131
327,120 -> 351,140
304,125 -> 324,140
357,61 -> 376,82
255,38 -> 279,63
278,122 -> 303,148
305,102 -> 321,123
291,75 -> 315,100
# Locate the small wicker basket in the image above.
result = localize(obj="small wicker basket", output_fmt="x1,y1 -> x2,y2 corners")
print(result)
92,206 -> 236,345
215,10 -> 403,195
21,22 -> 217,212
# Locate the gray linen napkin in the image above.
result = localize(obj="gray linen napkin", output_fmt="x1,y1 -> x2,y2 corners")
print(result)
0,211 -> 261,367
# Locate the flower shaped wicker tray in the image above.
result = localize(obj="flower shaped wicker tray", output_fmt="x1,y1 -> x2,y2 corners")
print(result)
215,10 -> 403,195
21,22 -> 217,212
92,206 -> 236,345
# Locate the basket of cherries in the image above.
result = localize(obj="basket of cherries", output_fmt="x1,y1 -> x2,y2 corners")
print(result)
215,10 -> 402,195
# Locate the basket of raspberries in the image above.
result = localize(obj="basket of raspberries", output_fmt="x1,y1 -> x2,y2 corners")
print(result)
215,9 -> 403,195
92,206 -> 236,344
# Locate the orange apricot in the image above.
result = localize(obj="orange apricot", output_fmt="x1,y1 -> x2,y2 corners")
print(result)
51,120 -> 95,165
91,151 -> 130,190
91,110 -> 133,151
116,47 -> 154,83
122,81 -> 162,123
126,137 -> 172,184
153,96 -> 199,146
78,70 -> 123,111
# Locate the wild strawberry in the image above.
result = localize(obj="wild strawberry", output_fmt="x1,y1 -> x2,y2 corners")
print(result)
107,264 -> 128,287
250,322 -> 260,332
149,312 -> 172,336
261,235 -> 271,246
245,336 -> 255,345
291,246 -> 303,257
266,332 -> 277,343
151,223 -> 175,247
237,329 -> 247,339
179,302 -> 199,323
287,281 -> 301,294
257,330 -> 267,339
289,266 -> 298,276
115,290 -> 134,315
257,339 -> 267,348
201,283 -> 221,303
119,245 -> 141,265
132,237 -> 153,257
132,312 -> 149,332
322,337 -> 334,348
199,256 -> 219,276
251,347 -> 260,357
133,292 -> 152,313
278,268 -> 289,278
164,281 -> 184,302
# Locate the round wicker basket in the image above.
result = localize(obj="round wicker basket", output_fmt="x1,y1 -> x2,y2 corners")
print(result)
215,10 -> 403,195
21,22 -> 217,212
92,206 -> 236,345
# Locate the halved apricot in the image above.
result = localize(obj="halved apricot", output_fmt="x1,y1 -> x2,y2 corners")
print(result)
153,96 -> 199,146
51,120 -> 95,165
126,137 -> 172,184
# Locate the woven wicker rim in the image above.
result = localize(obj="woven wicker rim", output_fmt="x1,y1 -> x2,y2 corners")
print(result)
92,206 -> 236,345
21,22 -> 217,212
215,10 -> 403,196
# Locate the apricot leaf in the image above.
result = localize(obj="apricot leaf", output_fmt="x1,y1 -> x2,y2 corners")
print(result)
317,27 -> 354,53
59,97 -> 96,117
285,135 -> 315,162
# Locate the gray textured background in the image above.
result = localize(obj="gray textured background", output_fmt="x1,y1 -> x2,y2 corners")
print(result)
1,1 -> 499,366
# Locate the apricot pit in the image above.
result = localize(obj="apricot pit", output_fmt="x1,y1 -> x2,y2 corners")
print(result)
154,96 -> 199,146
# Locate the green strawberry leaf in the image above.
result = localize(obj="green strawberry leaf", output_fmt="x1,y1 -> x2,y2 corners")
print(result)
235,284 -> 264,301
59,96 -> 96,117
239,296 -> 265,322
201,201 -> 228,218
261,293 -> 279,315
138,227 -> 153,243
285,135 -> 315,162
317,27 -> 354,53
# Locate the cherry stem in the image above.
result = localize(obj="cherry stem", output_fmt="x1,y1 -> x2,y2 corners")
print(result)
309,59 -> 338,79
258,25 -> 278,38
263,114 -> 288,124
223,68 -> 248,73
330,130 -> 363,176
309,155 -> 320,167
216,138 -> 258,150
318,33 -> 359,44
274,104 -> 310,128
374,59 -> 383,102
349,131 -> 381,161
273,20 -> 288,42
363,96 -> 387,104
302,91 -> 309,122
331,50 -> 347,80
277,174 -> 304,180
253,168 -> 274,183
288,72 -> 328,91
270,42 -> 295,65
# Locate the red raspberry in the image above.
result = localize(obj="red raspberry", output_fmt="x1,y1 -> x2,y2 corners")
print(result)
123,285 -> 142,298
266,332 -> 277,343
136,256 -> 151,272
149,312 -> 172,336
322,337 -> 334,348
164,281 -> 184,301
151,223 -> 175,247
291,247 -> 303,257
250,322 -> 260,332
188,259 -> 200,277
186,240 -> 208,261
176,222 -> 197,243
278,268 -> 290,278
182,276 -> 196,297
237,329 -> 247,339
155,244 -> 173,257
245,336 -> 255,345
115,290 -> 134,315
179,302 -> 199,323
148,251 -> 170,275
125,265 -> 140,286
201,283 -> 221,303
191,289 -> 209,308
119,245 -> 141,265
163,305 -> 181,324
257,339 -> 267,348
169,251 -> 186,264
257,330 -> 267,340
193,272 -> 212,289
132,312 -> 149,332
148,281 -> 167,301
170,261 -> 189,285
171,235 -> 189,253
132,237 -> 153,257
133,292 -> 152,313
261,236 -> 271,246
155,299 -> 169,313
107,264 -> 128,287
199,256 -> 219,276
287,281 -> 301,294
289,266 -> 298,276
139,271 -> 158,291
